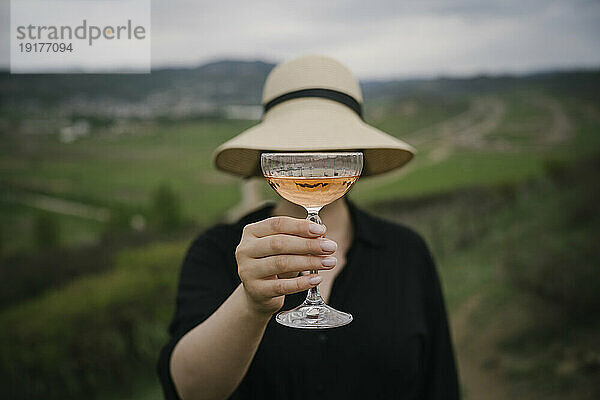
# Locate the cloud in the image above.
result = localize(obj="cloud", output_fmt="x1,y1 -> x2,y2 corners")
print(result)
1,0 -> 599,78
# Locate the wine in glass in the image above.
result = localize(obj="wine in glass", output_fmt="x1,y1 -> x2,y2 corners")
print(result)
261,152 -> 363,329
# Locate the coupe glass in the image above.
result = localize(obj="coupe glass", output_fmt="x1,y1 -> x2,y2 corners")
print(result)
261,152 -> 364,329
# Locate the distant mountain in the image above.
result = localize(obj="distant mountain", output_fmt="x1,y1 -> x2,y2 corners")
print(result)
362,69 -> 600,101
1,60 -> 598,119
0,60 -> 275,118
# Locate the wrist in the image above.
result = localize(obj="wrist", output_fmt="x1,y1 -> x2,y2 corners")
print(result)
237,284 -> 275,322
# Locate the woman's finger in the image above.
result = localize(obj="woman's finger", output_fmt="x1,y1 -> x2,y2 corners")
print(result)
256,274 -> 323,297
247,234 -> 337,258
244,216 -> 326,238
252,255 -> 336,278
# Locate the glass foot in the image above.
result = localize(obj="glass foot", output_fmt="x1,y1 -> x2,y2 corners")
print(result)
275,301 -> 353,329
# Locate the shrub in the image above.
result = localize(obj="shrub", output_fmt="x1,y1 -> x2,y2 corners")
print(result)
33,211 -> 60,250
104,206 -> 135,235
502,155 -> 600,314
543,156 -> 570,182
0,241 -> 186,399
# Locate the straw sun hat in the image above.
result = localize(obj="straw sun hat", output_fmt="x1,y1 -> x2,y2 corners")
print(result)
213,55 -> 415,177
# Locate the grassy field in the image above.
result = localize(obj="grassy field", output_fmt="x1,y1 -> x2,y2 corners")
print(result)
0,119 -> 251,254
0,88 -> 586,255
1,77 -> 599,399
1,93 -> 472,254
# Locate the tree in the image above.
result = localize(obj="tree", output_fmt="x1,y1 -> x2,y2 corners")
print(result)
151,183 -> 183,230
33,212 -> 60,250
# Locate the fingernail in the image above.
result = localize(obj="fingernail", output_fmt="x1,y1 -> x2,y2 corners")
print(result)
309,275 -> 323,285
320,239 -> 337,253
309,223 -> 326,235
321,256 -> 337,267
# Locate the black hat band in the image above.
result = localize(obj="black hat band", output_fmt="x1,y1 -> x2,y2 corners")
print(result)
263,88 -> 363,119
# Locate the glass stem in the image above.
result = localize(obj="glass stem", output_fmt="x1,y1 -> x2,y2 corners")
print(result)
305,207 -> 325,305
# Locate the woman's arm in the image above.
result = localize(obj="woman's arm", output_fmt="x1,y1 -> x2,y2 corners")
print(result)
170,284 -> 270,400
169,216 -> 338,400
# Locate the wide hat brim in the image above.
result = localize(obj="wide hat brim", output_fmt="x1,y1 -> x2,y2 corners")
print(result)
213,97 -> 416,177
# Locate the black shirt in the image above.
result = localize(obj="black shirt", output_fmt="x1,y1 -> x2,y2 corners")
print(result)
157,200 -> 459,399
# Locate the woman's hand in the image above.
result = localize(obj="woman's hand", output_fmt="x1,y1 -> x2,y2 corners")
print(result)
235,216 -> 338,316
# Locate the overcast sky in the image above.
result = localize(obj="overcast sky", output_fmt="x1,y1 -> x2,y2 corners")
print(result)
2,0 -> 599,79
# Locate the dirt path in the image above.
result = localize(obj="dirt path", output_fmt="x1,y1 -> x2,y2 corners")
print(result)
451,294 -> 510,400
2,190 -> 110,222
531,95 -> 572,144
412,96 -> 506,151
357,96 -> 507,194
450,292 -> 531,400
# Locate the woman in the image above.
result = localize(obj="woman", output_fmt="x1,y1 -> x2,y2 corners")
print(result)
158,55 -> 459,399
